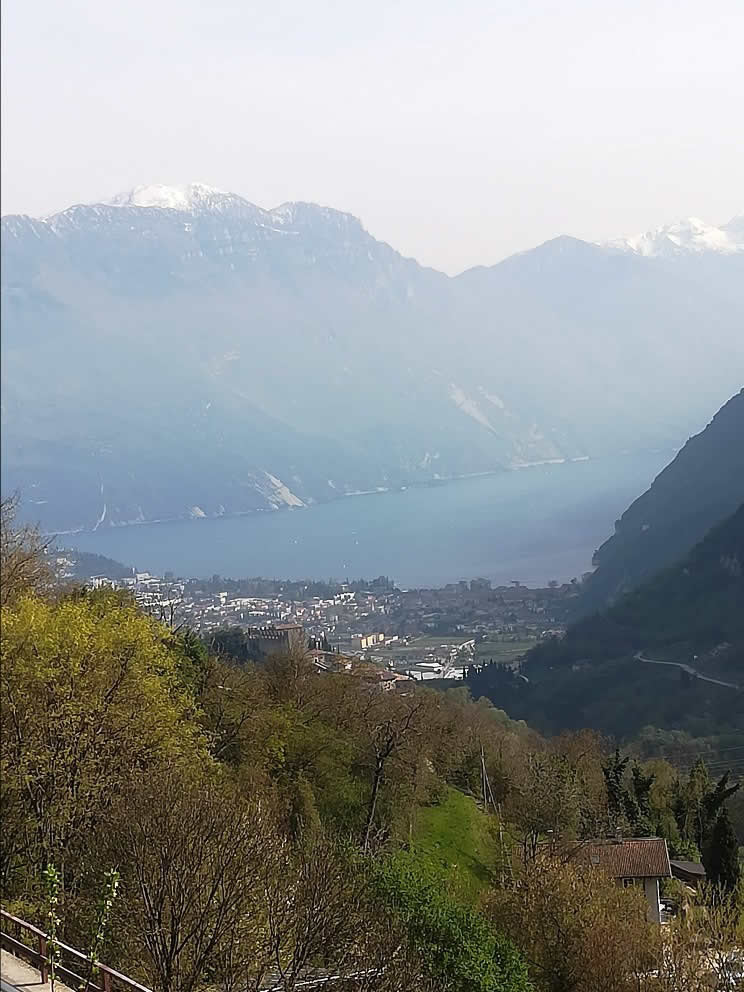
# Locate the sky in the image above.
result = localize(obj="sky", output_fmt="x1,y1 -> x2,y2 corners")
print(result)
2,0 -> 742,273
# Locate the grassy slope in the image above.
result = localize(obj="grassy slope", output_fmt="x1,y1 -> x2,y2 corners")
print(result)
410,786 -> 499,902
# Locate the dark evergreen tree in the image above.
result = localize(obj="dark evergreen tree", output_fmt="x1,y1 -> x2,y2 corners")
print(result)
603,750 -> 630,831
703,807 -> 741,894
631,764 -> 654,819
626,763 -> 656,834
701,772 -> 740,832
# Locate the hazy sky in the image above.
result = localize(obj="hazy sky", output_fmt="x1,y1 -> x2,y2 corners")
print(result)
2,0 -> 742,273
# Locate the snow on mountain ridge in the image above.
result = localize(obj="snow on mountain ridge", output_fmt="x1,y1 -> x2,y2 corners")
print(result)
104,183 -> 241,211
28,185 -> 371,240
6,187 -> 743,266
604,215 -> 744,257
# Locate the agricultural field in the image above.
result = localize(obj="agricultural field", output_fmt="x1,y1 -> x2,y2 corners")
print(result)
474,637 -> 536,667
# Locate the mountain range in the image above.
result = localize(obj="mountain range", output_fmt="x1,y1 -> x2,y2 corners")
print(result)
2,184 -> 743,532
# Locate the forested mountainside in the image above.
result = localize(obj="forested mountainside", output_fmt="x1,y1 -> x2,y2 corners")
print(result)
467,505 -> 744,740
534,504 -> 744,667
579,389 -> 744,612
3,187 -> 743,531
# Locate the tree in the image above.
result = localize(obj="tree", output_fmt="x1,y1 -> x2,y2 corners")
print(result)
703,807 -> 741,895
1,590 -> 200,888
509,752 -> 581,862
107,762 -> 270,992
490,853 -> 656,992
358,694 -> 430,852
631,764 -> 655,822
257,836 -> 365,991
603,750 -> 631,832
701,773 -> 741,841
0,493 -> 52,607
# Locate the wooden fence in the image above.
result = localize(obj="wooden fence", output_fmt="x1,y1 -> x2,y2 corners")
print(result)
0,909 -> 152,992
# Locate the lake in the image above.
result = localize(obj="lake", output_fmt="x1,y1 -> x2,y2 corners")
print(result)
69,451 -> 672,587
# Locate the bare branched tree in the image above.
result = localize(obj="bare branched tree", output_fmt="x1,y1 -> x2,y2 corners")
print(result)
361,696 -> 426,853
110,763 -> 272,992
0,492 -> 53,607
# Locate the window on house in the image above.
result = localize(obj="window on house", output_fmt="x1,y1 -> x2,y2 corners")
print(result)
622,877 -> 637,888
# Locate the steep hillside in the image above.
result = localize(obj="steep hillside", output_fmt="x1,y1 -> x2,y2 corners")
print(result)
580,390 -> 744,611
535,504 -> 744,666
2,186 -> 743,531
467,506 -> 744,739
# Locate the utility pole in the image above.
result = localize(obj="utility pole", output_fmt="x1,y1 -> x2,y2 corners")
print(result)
480,740 -> 511,887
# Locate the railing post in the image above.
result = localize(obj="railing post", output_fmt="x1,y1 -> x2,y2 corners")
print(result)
102,967 -> 114,992
39,933 -> 49,982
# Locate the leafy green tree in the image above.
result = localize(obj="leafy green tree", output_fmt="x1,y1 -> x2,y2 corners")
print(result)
701,773 -> 740,838
1,590 -> 201,889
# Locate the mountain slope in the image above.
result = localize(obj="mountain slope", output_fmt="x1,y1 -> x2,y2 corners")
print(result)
2,188 -> 743,531
466,506 -> 744,740
580,390 -> 744,611
534,503 -> 744,666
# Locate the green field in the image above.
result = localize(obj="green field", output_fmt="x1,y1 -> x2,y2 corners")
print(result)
411,786 -> 500,902
475,638 -> 535,667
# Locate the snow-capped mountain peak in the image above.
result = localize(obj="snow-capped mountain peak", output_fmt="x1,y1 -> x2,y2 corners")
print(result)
604,215 -> 744,258
104,183 -> 241,211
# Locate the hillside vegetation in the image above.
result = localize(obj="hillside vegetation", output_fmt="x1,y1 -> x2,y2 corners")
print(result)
467,506 -> 744,743
541,504 -> 744,664
1,498 -> 742,991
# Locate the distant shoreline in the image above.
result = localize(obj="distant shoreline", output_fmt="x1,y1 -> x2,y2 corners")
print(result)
48,454 -> 624,538
48,446 -> 677,541
47,463 -> 525,537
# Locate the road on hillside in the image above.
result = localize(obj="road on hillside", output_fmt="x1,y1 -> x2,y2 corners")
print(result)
634,651 -> 741,690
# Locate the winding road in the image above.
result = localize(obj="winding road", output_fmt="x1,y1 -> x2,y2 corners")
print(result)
634,651 -> 741,690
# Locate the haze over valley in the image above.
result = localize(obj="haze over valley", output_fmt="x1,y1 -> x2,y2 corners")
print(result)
4,2 -> 744,987
2,185 -> 742,552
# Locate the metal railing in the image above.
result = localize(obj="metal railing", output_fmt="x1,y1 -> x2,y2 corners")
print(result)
0,909 -> 152,992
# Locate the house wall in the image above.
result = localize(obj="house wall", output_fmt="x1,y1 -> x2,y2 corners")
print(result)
643,877 -> 661,923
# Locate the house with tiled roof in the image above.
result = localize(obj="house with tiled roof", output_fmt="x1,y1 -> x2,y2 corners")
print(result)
569,837 -> 671,922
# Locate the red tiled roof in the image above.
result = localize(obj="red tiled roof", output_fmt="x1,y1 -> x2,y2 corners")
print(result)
571,838 -> 671,879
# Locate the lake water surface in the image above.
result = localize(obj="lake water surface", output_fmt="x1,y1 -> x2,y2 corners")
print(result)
70,451 -> 672,587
